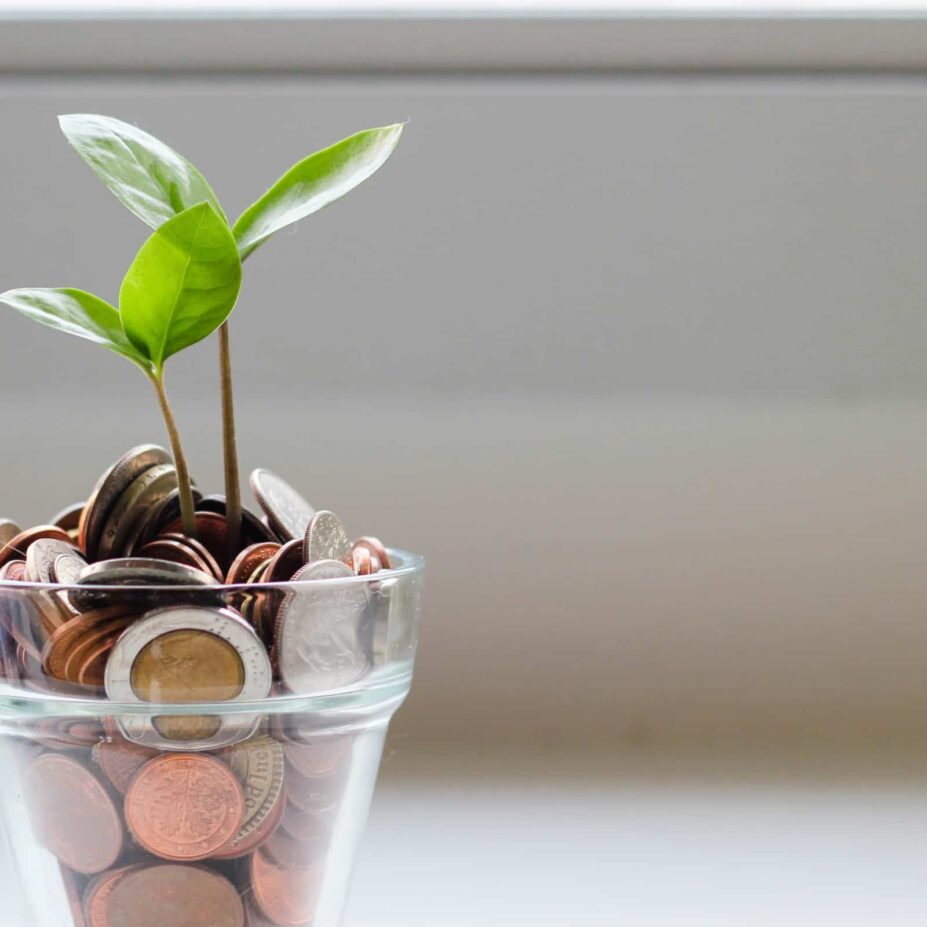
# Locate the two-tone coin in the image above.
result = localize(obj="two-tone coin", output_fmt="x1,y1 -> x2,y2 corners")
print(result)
105,605 -> 272,750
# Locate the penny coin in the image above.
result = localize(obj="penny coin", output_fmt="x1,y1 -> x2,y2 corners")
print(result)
214,734 -> 285,856
162,511 -> 231,572
303,510 -> 351,565
353,535 -> 392,570
0,525 -> 72,569
25,538 -> 80,584
351,544 -> 373,575
0,559 -> 25,582
79,445 -> 172,559
262,539 -> 305,584
264,822 -> 327,869
279,801 -> 334,843
226,542 -> 280,585
50,502 -> 85,535
59,862 -> 88,927
104,864 -> 244,927
0,518 -> 20,548
84,865 -> 140,927
197,495 -> 278,545
250,469 -> 315,541
280,735 -> 352,779
76,627 -> 126,687
283,766 -> 342,816
97,463 -> 178,560
211,779 -> 284,859
136,537 -> 222,581
42,607 -> 132,681
250,847 -> 321,926
62,618 -> 131,684
94,736 -> 159,794
26,753 -> 123,873
125,753 -> 245,861
276,560 -> 370,694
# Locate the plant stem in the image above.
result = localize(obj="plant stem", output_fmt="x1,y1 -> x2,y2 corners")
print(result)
219,322 -> 242,558
151,370 -> 198,538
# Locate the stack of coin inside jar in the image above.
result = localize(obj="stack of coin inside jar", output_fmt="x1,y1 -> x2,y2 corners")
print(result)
0,446 -> 396,927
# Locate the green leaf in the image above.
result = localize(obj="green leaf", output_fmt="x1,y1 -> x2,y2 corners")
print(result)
120,202 -> 242,370
58,113 -> 226,230
0,287 -> 150,369
233,123 -> 404,260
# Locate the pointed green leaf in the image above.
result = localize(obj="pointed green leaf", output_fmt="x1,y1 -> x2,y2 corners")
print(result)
233,123 -> 404,260
59,113 -> 226,230
0,287 -> 149,369
120,202 -> 242,369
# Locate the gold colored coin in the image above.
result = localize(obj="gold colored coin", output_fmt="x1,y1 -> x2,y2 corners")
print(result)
130,629 -> 245,703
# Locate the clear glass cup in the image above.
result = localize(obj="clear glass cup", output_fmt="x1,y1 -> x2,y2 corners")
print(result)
0,549 -> 424,927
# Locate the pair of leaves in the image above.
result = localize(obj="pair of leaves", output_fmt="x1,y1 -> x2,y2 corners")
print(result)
1,201 -> 241,374
2,113 -> 402,376
57,113 -> 405,259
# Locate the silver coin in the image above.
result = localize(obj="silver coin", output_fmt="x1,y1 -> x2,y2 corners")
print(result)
52,551 -> 89,586
82,445 -> 172,558
77,557 -> 216,587
25,539 -> 79,584
250,469 -> 315,541
0,520 -> 20,548
105,605 -> 272,751
97,463 -> 177,560
303,510 -> 351,565
276,559 -> 371,694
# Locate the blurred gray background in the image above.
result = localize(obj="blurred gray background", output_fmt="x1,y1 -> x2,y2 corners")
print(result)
4,61 -> 927,748
6,11 -> 927,921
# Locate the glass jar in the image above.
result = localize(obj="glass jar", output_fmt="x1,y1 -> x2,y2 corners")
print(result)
0,549 -> 424,927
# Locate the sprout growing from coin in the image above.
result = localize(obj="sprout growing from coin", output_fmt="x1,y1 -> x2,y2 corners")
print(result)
0,202 -> 241,537
54,114 -> 404,557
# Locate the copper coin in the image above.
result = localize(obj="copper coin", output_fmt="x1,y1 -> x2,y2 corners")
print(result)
351,544 -> 373,575
61,617 -> 131,685
26,753 -> 123,873
79,445 -> 172,559
153,532 -> 223,580
84,865 -> 140,927
353,535 -> 391,569
125,753 -> 245,861
250,847 -> 321,926
135,537 -> 219,580
60,862 -> 88,927
211,780 -> 285,859
50,502 -> 86,534
76,629 -> 125,687
0,525 -> 72,569
0,559 -> 26,582
94,736 -> 159,794
264,824 -> 326,869
104,864 -> 244,927
0,518 -> 20,547
42,607 -> 132,681
283,764 -> 342,816
197,495 -> 278,545
280,736 -> 352,779
279,801 -> 333,843
162,511 -> 231,572
226,542 -> 280,585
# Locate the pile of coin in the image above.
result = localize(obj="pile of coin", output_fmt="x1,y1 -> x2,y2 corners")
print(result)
0,444 -> 392,705
0,445 -> 398,926
21,722 -> 355,927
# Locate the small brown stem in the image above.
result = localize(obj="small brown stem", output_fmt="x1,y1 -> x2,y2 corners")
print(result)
151,370 -> 198,538
219,322 -> 242,559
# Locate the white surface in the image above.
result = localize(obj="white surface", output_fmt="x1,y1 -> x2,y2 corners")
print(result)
347,747 -> 927,926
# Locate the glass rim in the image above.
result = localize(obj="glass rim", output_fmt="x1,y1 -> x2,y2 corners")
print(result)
0,546 -> 425,595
